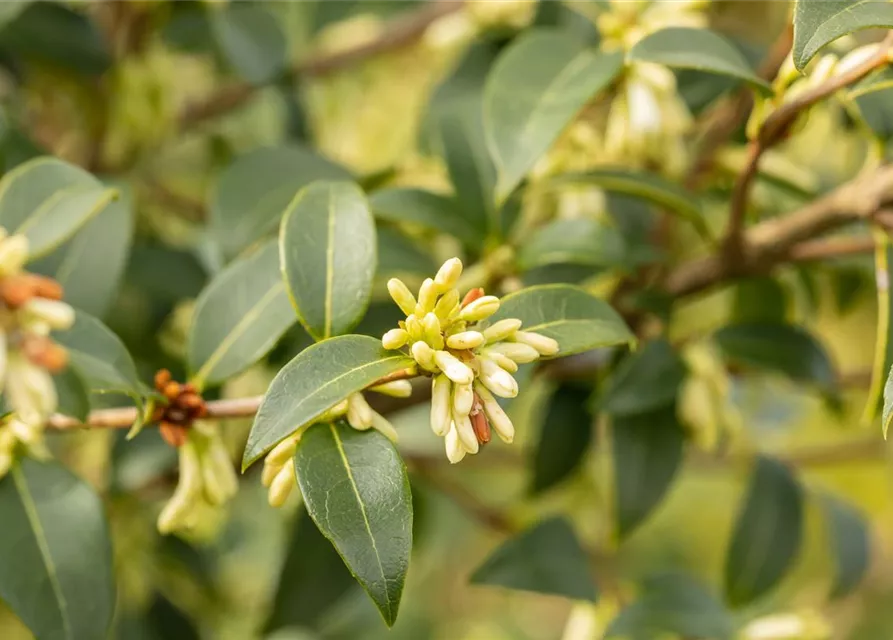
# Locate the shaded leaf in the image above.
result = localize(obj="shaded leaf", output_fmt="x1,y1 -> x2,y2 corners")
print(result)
295,422 -> 412,627
376,226 -> 436,278
242,335 -> 414,468
54,368 -> 90,422
369,188 -> 478,246
471,517 -> 597,601
725,456 -> 803,606
484,30 -> 623,203
490,284 -> 634,357
731,276 -> 789,324
600,339 -> 686,416
188,239 -> 296,388
0,459 -> 115,640
212,3 -> 286,84
530,384 -> 593,494
518,218 -> 627,271
280,181 -> 376,340
823,494 -> 871,600
793,0 -> 893,71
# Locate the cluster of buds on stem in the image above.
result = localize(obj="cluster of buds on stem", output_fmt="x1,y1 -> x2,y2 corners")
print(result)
0,229 -> 76,478
382,258 -> 558,463
152,369 -> 207,446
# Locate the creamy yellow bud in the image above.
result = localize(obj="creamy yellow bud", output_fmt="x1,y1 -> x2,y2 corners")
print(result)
207,434 -> 238,498
513,331 -> 560,356
488,342 -> 540,363
0,450 -> 10,479
9,419 -> 40,447
458,296 -> 500,322
370,411 -> 399,442
268,463 -> 296,508
6,354 -> 57,423
23,299 -> 75,331
382,328 -> 408,350
411,341 -> 438,371
0,426 -> 14,450
434,258 -> 463,288
347,393 -> 374,430
434,350 -> 474,385
479,357 -> 518,398
446,331 -> 485,350
387,278 -> 417,316
416,278 -> 439,314
158,442 -> 202,534
262,460 -> 281,487
452,410 -> 479,454
483,318 -> 522,343
318,399 -> 349,422
445,423 -> 466,464
452,382 -> 473,416
422,312 -> 444,349
202,457 -> 229,506
369,379 -> 413,398
405,315 -> 424,342
434,289 -> 459,319
266,433 -> 299,467
475,383 -> 514,443
431,375 -> 452,436
483,351 -> 518,373
0,234 -> 28,276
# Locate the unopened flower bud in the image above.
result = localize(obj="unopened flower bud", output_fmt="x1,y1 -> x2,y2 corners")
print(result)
158,441 -> 202,534
318,399 -> 349,422
452,382 -> 473,416
347,393 -> 374,430
0,234 -> 28,276
370,411 -> 399,442
6,354 -> 57,423
483,318 -> 522,343
434,258 -> 463,288
431,375 -> 452,436
382,328 -> 408,350
266,433 -> 299,467
452,410 -> 479,454
445,423 -> 466,464
475,383 -> 514,443
0,450 -> 10,478
387,278 -> 417,316
460,287 -> 485,308
488,342 -> 540,363
458,296 -> 500,322
23,298 -> 75,331
262,460 -> 281,487
446,331 -> 485,350
479,357 -> 518,398
513,331 -> 560,356
416,278 -> 439,314
369,379 -> 413,398
434,289 -> 459,319
405,315 -> 423,342
412,341 -> 438,371
422,312 -> 444,349
9,418 -> 40,447
483,351 -> 518,373
471,408 -> 491,444
434,350 -> 474,384
268,463 -> 296,508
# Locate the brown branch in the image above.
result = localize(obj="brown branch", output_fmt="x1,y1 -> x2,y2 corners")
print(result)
179,1 -> 465,127
787,235 -> 874,262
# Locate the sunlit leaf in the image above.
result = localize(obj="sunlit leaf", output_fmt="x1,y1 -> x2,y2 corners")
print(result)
793,0 -> 893,71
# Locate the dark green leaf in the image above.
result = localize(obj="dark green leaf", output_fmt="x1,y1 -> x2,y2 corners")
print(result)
725,456 -> 803,606
376,226 -> 436,278
188,240 -> 295,388
530,384 -> 593,494
518,218 -> 627,271
280,181 -> 376,340
629,27 -> 771,93
600,339 -> 686,416
54,368 -> 90,422
731,276 -> 789,324
295,422 -> 412,627
793,0 -> 893,71
369,188 -> 478,245
823,494 -> 871,600
212,3 -> 286,84
489,284 -> 634,357
484,30 -> 623,203
855,86 -> 893,140
242,335 -> 414,468
0,459 -> 115,640
470,517 -> 597,601
210,145 -> 350,258
612,407 -> 684,539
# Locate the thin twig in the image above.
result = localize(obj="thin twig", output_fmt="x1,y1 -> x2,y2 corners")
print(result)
786,235 -> 874,262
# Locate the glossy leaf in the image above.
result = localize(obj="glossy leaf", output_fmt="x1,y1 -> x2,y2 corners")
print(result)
530,384 -> 593,494
864,231 -> 893,426
54,368 -> 90,422
188,240 -> 295,388
725,456 -> 803,606
823,494 -> 871,600
0,459 -> 115,640
212,3 -> 286,84
280,181 -> 376,340
489,284 -> 634,357
629,27 -> 771,93
612,407 -> 684,539
369,188 -> 478,246
376,226 -> 436,278
295,422 -> 412,627
484,30 -> 623,204
517,218 -> 627,271
600,339 -> 686,417
210,145 -> 350,258
470,517 -> 597,601
793,0 -> 893,71
242,335 -> 414,468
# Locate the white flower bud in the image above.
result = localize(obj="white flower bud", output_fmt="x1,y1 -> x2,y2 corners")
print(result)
369,379 -> 413,398
452,382 -> 473,416
434,350 -> 474,385
158,441 -> 202,534
475,383 -> 514,443
411,340 -> 438,371
405,315 -> 424,342
387,278 -> 417,316
202,457 -> 229,506
488,342 -> 540,363
382,328 -> 408,350
513,331 -> 560,356
6,354 -> 57,423
434,258 -> 463,288
452,410 -> 479,454
446,331 -> 485,350
434,289 -> 460,319
0,234 -> 28,276
445,423 -> 466,464
479,357 -> 518,398
422,312 -> 444,349
9,418 -> 41,447
268,463 -> 296,508
416,278 -> 439,314
370,411 -> 399,442
482,351 -> 518,373
23,299 -> 75,331
207,433 -> 238,499
347,393 -> 374,430
458,296 -> 500,322
430,375 -> 452,436
483,318 -> 522,343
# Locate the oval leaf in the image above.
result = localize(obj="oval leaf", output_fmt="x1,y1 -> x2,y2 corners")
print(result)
488,284 -> 634,357
212,3 -> 286,84
518,218 -> 627,271
0,459 -> 115,640
242,335 -> 414,468
823,494 -> 871,600
188,239 -> 296,388
629,27 -> 771,93
210,145 -> 350,259
793,0 -> 893,71
724,456 -> 803,606
531,384 -> 593,494
369,188 -> 478,245
470,517 -> 597,601
601,339 -> 686,417
484,30 -> 623,204
280,181 -> 376,340
295,422 -> 412,627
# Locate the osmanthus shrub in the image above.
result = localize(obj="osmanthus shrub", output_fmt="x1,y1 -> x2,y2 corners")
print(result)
0,0 -> 891,639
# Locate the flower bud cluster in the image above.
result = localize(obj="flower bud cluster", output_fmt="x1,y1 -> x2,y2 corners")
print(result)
383,258 -> 558,463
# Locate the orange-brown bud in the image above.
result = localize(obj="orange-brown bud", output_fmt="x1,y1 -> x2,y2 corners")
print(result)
180,393 -> 203,411
162,381 -> 181,400
159,421 -> 188,447
471,408 -> 491,445
20,336 -> 68,372
27,275 -> 63,301
460,288 -> 485,308
182,382 -> 197,394
154,369 -> 172,392
0,276 -> 36,308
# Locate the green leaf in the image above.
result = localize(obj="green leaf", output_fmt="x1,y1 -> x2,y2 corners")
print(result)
210,145 -> 350,259
793,0 -> 893,71
242,335 -> 414,468
713,322 -> 837,391
295,422 -> 412,627
850,65 -> 893,100
731,276 -> 789,324
489,284 -> 634,357
470,517 -> 597,601
823,494 -> 871,600
629,27 -> 771,93
0,157 -> 117,260
530,384 -> 593,494
0,459 -> 115,640
606,573 -> 734,640
864,232 -> 893,427
369,188 -> 479,246
517,218 -> 627,271
612,407 -> 684,540
600,339 -> 686,417
0,1 -> 29,28
188,239 -> 296,388
54,368 -> 90,422
280,181 -> 376,340
725,456 -> 803,607
212,3 -> 286,84
484,30 -> 623,204
376,226 -> 437,278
